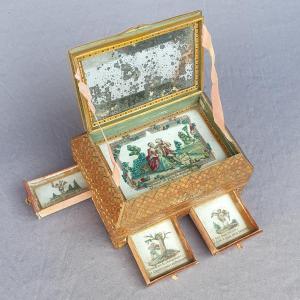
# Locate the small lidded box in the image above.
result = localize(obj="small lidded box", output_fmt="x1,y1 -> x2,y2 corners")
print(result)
68,10 -> 260,271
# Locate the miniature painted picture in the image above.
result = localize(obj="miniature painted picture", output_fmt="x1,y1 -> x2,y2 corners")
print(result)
129,219 -> 194,282
192,194 -> 255,249
81,25 -> 195,120
100,109 -> 227,199
29,168 -> 89,209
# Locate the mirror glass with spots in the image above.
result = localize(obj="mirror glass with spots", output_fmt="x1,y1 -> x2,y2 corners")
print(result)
81,26 -> 195,120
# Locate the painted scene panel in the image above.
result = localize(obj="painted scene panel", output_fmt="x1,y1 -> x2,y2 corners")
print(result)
130,219 -> 189,280
100,109 -> 227,199
194,194 -> 252,248
33,171 -> 89,209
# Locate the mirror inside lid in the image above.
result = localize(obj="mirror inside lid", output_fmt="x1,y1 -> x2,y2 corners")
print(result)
85,27 -> 194,117
69,11 -> 203,131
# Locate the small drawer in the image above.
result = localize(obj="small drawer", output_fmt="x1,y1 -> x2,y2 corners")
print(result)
190,191 -> 262,255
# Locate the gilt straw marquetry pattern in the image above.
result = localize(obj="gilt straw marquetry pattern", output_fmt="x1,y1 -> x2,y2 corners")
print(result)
71,135 -> 124,235
71,134 -> 253,248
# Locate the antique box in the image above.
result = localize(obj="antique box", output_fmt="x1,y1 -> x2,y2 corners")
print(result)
68,10 -> 259,253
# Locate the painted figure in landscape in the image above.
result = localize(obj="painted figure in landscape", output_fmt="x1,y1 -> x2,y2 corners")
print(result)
211,208 -> 239,234
146,139 -> 176,172
51,180 -> 68,195
48,179 -> 83,206
144,232 -> 180,266
111,115 -> 216,191
146,142 -> 160,171
148,243 -> 160,260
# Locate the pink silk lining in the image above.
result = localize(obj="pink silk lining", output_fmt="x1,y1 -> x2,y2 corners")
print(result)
202,24 -> 232,142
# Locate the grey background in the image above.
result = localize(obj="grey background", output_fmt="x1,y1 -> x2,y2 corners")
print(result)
0,1 -> 299,299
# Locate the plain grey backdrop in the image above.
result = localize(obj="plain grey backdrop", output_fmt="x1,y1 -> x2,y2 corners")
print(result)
0,1 -> 299,299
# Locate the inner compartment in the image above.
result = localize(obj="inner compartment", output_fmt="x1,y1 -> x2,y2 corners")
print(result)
92,93 -> 239,200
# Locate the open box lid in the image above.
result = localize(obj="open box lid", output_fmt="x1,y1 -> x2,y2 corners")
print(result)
69,11 -> 203,132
